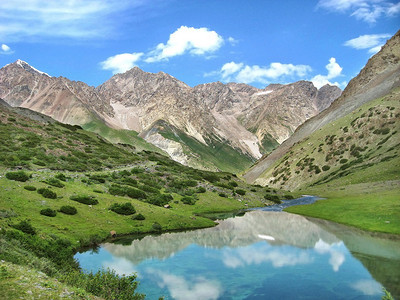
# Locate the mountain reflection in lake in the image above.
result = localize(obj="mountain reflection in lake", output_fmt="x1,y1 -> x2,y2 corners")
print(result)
76,210 -> 400,300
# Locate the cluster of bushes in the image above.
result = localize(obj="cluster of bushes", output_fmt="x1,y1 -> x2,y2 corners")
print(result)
59,205 -> 77,215
40,208 -> 57,217
264,193 -> 282,204
44,178 -> 65,188
70,195 -> 98,205
5,171 -> 30,182
38,188 -> 57,199
109,202 -> 136,215
181,196 -> 196,205
132,213 -> 145,221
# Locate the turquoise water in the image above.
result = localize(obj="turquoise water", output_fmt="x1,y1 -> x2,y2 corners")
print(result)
75,208 -> 400,299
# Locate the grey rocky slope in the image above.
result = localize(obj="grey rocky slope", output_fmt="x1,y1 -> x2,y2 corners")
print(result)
0,59 -> 340,172
243,30 -> 400,183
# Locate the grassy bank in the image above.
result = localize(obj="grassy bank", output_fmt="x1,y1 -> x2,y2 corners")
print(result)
286,180 -> 400,234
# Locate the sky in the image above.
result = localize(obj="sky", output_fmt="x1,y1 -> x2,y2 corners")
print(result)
0,0 -> 399,89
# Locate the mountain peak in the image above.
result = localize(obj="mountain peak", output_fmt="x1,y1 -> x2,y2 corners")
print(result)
12,59 -> 51,77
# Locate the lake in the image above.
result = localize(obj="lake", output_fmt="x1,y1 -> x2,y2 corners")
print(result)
75,197 -> 400,299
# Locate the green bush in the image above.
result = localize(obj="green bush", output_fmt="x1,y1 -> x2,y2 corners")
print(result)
6,171 -> 30,182
284,194 -> 294,200
264,194 -> 281,204
147,193 -> 172,206
218,192 -> 227,198
24,185 -> 37,191
109,202 -> 136,215
126,187 -> 147,200
38,188 -> 57,199
181,196 -> 196,205
45,178 -> 65,188
12,220 -> 36,235
196,186 -> 206,193
322,165 -> 331,171
228,181 -> 238,187
132,213 -> 145,221
108,184 -> 127,196
40,208 -> 57,217
339,158 -> 348,164
236,189 -> 246,196
70,195 -> 98,205
152,222 -> 162,232
59,205 -> 77,215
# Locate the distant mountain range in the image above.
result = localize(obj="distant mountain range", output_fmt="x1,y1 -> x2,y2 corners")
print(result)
0,59 -> 340,172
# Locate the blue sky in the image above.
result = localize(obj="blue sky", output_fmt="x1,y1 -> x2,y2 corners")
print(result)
0,0 -> 399,89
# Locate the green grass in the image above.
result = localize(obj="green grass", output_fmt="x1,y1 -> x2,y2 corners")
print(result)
286,182 -> 400,234
157,120 -> 255,173
82,119 -> 165,154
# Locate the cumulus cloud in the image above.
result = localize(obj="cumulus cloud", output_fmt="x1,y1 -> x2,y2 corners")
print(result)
351,279 -> 382,296
228,37 -> 239,45
212,61 -> 311,85
102,257 -> 138,276
314,239 -> 345,272
222,246 -> 313,269
344,33 -> 391,54
146,269 -> 222,300
145,26 -> 224,63
311,57 -> 344,89
100,52 -> 144,74
0,0 -> 145,41
0,43 -> 13,54
317,0 -> 400,23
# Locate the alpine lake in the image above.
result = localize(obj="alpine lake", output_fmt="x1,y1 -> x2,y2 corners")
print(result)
75,197 -> 400,300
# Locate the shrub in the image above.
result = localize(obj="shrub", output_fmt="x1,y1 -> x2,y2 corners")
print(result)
38,188 -> 57,199
218,193 -> 227,198
108,184 -> 127,196
228,181 -> 238,187
6,171 -> 30,182
126,187 -> 147,200
339,158 -> 348,164
322,165 -> 331,171
147,193 -> 172,206
264,194 -> 281,204
24,185 -> 37,191
152,222 -> 162,232
109,202 -> 136,215
284,194 -> 294,200
132,213 -> 145,221
235,189 -> 246,196
12,220 -> 36,235
181,196 -> 195,205
196,186 -> 206,193
40,208 -> 57,217
55,173 -> 67,181
45,178 -> 65,188
59,205 -> 77,215
70,195 -> 98,205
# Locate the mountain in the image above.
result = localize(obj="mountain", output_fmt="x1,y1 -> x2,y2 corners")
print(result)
243,30 -> 400,189
0,60 -> 340,173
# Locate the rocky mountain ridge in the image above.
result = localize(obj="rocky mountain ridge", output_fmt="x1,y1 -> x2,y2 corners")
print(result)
243,30 -> 400,184
0,59 -> 341,172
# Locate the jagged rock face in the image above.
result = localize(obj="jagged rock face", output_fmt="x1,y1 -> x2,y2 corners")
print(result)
0,59 -> 341,170
0,60 -> 113,125
243,30 -> 400,183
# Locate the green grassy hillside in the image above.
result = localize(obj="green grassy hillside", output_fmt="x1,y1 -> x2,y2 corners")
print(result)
254,88 -> 400,234
0,102 -> 294,299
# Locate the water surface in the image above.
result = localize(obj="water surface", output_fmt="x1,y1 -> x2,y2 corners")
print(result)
76,200 -> 400,299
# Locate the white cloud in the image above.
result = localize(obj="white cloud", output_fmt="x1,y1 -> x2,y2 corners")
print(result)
317,0 -> 400,23
351,279 -> 382,296
222,246 -> 313,269
100,52 -> 143,74
214,61 -> 311,85
102,257 -> 137,276
314,239 -> 345,272
0,0 -> 145,41
145,26 -> 224,63
228,37 -> 239,45
311,57 -> 343,89
0,43 -> 13,54
344,33 -> 391,55
344,34 -> 391,49
147,269 -> 222,300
